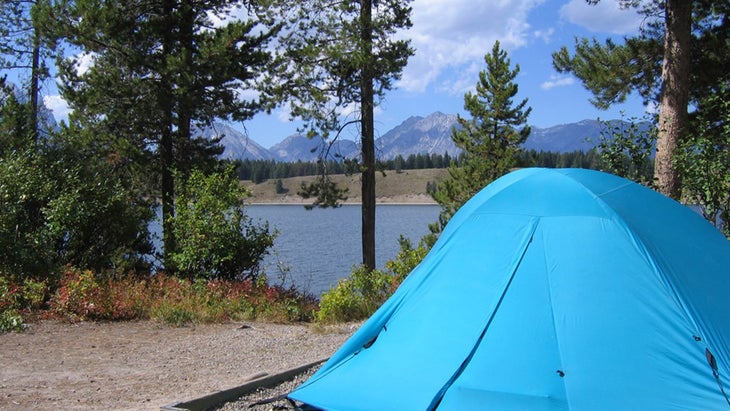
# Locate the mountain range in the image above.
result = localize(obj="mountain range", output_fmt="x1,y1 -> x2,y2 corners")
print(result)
197,111 -> 622,162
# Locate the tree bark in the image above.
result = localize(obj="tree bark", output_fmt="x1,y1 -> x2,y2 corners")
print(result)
29,29 -> 40,142
176,4 -> 194,176
160,0 -> 176,272
655,0 -> 691,199
360,0 -> 376,271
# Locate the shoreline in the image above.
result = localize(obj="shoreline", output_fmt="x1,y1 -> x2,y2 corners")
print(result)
245,193 -> 438,206
247,201 -> 438,206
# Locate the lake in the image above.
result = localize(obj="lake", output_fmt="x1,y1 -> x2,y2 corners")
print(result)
245,204 -> 440,296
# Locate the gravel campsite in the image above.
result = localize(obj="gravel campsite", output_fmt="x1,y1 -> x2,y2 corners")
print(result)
0,320 -> 355,410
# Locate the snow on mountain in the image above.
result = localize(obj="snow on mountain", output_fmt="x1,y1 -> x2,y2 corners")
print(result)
194,123 -> 275,161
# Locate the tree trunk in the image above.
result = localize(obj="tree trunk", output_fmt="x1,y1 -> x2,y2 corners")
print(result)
176,4 -> 194,177
360,0 -> 376,271
160,0 -> 176,272
655,0 -> 691,199
29,26 -> 40,142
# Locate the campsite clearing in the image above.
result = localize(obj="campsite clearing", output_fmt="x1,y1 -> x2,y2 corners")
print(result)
0,320 -> 354,411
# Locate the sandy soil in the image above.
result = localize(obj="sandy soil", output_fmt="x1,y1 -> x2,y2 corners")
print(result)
0,320 -> 355,411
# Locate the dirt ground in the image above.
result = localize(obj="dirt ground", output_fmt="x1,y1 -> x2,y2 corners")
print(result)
0,320 -> 355,411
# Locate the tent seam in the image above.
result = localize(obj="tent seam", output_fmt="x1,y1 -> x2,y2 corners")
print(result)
427,217 -> 540,411
541,222 -> 571,409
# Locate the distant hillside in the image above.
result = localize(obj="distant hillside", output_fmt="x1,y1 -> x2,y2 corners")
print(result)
243,168 -> 447,204
197,113 -> 649,162
524,119 -> 605,152
269,133 -> 359,162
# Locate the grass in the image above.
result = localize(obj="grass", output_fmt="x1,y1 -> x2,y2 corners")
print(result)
243,168 -> 447,204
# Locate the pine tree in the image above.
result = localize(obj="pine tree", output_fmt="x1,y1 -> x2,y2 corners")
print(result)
264,0 -> 413,271
50,0 -> 279,271
553,1 -> 699,199
432,41 -> 531,227
0,0 -> 56,141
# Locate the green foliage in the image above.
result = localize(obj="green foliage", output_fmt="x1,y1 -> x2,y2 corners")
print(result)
676,81 -> 730,238
0,131 -> 154,279
274,178 -> 286,194
0,82 -> 32,153
596,114 -> 656,186
0,276 -> 49,332
0,309 -> 24,332
316,235 -> 432,323
0,147 -> 56,277
552,36 -> 660,109
385,236 -> 431,288
517,149 -> 604,170
1,85 -> 155,279
317,265 -> 393,323
170,168 -> 276,281
261,0 -> 413,268
553,2 -> 728,200
298,173 -> 349,210
51,0 -> 281,270
432,41 -> 531,227
264,0 -> 413,141
236,153 -> 456,181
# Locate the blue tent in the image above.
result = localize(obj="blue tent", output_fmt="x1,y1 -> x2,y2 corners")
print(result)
289,168 -> 730,410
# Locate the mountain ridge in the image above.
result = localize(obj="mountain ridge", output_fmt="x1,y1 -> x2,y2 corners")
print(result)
195,112 -> 639,162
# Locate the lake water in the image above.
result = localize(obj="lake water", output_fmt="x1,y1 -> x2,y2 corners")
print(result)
245,204 -> 440,296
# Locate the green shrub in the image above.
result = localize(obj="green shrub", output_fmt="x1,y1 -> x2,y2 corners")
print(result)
0,134 -> 154,282
385,236 -> 431,290
0,309 -> 24,332
0,276 -> 50,331
170,168 -> 275,281
316,266 -> 393,323
316,235 -> 433,324
317,276 -> 368,323
20,278 -> 48,309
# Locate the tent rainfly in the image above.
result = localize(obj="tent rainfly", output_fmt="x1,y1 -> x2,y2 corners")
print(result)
289,168 -> 730,411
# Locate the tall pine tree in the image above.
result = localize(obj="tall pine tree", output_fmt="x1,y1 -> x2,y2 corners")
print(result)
553,1 -> 696,199
50,0 -> 279,271
432,41 -> 531,227
263,0 -> 413,271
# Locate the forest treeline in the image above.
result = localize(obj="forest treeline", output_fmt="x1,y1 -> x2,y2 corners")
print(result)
236,149 -> 653,183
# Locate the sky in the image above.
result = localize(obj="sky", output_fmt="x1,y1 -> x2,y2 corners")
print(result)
42,0 -> 652,149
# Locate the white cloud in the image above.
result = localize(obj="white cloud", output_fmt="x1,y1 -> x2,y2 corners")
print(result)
276,105 -> 292,123
74,52 -> 95,75
645,100 -> 658,115
207,4 -> 249,28
540,74 -> 575,90
398,0 -> 546,94
560,0 -> 643,35
43,95 -> 72,121
533,27 -> 555,44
